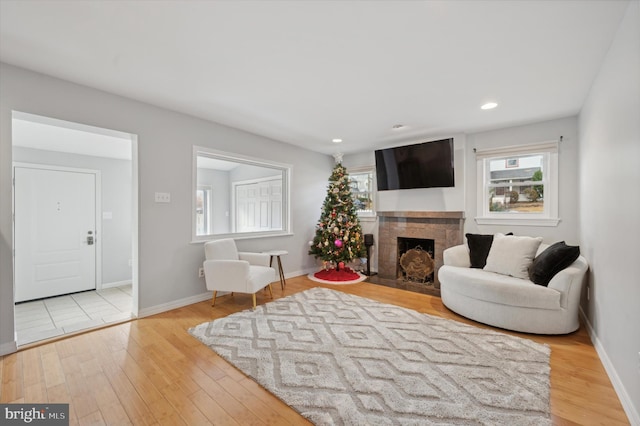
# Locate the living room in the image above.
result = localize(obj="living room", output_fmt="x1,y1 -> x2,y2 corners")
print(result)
1,1 -> 638,424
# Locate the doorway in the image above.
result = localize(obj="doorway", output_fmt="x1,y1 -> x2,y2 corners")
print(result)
12,111 -> 138,345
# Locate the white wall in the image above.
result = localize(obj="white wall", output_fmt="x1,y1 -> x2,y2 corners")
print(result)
13,147 -> 133,286
0,63 -> 332,354
578,1 -> 640,423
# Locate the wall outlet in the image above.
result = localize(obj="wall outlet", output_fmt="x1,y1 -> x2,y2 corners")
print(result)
198,267 -> 204,278
154,192 -> 171,203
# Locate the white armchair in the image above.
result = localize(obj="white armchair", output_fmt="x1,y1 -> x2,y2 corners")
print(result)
204,238 -> 276,309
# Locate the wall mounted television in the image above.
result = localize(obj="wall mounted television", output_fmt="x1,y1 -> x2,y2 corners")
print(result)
375,138 -> 455,191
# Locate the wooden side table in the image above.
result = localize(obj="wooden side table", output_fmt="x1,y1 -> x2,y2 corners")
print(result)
265,250 -> 288,289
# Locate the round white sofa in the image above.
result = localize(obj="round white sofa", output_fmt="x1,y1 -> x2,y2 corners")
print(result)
439,243 -> 588,334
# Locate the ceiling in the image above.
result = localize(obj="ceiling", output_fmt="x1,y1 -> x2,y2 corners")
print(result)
0,1 -> 630,155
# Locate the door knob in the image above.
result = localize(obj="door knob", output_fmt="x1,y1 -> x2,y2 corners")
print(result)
87,231 -> 94,245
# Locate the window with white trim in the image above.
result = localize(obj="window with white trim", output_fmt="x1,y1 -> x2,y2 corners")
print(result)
475,141 -> 560,226
349,167 -> 375,218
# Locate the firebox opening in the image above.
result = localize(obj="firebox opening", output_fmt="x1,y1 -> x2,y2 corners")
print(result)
397,237 -> 435,284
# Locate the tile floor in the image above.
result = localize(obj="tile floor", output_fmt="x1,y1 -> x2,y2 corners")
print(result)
14,284 -> 133,346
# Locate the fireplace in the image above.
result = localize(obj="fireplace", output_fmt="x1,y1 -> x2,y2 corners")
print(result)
371,211 -> 464,296
397,237 -> 435,283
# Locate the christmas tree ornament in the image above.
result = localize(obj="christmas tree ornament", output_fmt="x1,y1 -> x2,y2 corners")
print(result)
334,239 -> 342,247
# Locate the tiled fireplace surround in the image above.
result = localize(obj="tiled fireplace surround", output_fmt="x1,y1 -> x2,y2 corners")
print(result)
377,211 -> 465,295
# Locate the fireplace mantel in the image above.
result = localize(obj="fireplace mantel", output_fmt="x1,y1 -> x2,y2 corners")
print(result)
374,211 -> 465,296
377,211 -> 465,220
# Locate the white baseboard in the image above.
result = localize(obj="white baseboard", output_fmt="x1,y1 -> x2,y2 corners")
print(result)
138,292 -> 212,318
285,267 -> 319,280
580,308 -> 640,426
101,280 -> 132,290
137,271 -> 319,319
0,339 -> 17,356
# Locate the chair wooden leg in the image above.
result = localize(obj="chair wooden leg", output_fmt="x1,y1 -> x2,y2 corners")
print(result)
211,291 -> 217,307
252,293 -> 257,310
267,284 -> 273,299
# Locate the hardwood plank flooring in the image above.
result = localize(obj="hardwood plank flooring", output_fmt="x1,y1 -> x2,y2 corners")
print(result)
0,276 -> 629,425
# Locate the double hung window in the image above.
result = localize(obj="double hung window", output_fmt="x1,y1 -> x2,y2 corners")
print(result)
475,141 -> 559,226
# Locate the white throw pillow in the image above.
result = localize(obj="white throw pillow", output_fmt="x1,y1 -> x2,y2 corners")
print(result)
484,233 -> 543,279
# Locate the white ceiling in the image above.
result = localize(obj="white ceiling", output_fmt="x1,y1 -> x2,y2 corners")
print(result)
0,1 -> 630,155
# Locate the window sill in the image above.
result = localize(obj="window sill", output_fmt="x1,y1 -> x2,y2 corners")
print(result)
474,217 -> 561,227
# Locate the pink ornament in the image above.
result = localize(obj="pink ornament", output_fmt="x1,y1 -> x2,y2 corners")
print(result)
334,239 -> 343,247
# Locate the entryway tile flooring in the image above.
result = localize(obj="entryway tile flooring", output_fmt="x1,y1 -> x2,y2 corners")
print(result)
14,284 -> 133,346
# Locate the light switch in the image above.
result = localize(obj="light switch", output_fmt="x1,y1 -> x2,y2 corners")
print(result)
155,192 -> 171,203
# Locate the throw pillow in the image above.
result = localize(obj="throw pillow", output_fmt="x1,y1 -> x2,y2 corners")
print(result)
466,232 -> 514,268
466,233 -> 494,268
484,233 -> 543,279
529,241 -> 580,286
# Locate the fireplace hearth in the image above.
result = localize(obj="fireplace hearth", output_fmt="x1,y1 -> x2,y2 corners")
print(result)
368,211 -> 464,296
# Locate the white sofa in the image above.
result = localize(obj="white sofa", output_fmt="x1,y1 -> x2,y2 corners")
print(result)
439,243 -> 588,334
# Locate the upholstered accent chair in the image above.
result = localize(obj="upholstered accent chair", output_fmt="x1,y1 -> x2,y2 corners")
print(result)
203,238 -> 276,309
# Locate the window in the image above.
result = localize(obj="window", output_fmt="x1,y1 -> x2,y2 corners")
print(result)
475,141 -> 559,226
192,146 -> 292,241
349,167 -> 375,218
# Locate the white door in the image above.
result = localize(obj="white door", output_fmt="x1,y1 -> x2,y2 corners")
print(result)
236,183 -> 259,232
234,178 -> 283,232
14,166 -> 97,302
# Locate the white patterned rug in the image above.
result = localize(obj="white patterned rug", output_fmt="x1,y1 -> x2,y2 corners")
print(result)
189,288 -> 551,425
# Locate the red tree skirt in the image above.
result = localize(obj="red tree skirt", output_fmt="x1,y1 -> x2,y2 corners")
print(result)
313,267 -> 360,282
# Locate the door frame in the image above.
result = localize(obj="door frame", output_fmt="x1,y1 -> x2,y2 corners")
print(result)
12,162 -> 102,291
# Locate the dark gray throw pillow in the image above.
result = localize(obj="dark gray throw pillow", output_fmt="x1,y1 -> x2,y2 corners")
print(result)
529,241 -> 580,286
466,233 -> 495,268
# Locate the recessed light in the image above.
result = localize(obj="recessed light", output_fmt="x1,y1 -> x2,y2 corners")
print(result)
332,138 -> 343,143
481,102 -> 498,110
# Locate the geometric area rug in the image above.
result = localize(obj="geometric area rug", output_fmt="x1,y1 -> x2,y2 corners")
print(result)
189,287 -> 551,425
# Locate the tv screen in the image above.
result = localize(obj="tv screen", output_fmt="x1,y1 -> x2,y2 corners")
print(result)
375,138 -> 454,191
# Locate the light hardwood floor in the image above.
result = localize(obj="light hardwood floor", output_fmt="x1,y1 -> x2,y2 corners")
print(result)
1,276 -> 629,425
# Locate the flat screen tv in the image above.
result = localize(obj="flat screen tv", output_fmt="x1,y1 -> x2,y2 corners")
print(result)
375,138 -> 454,191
